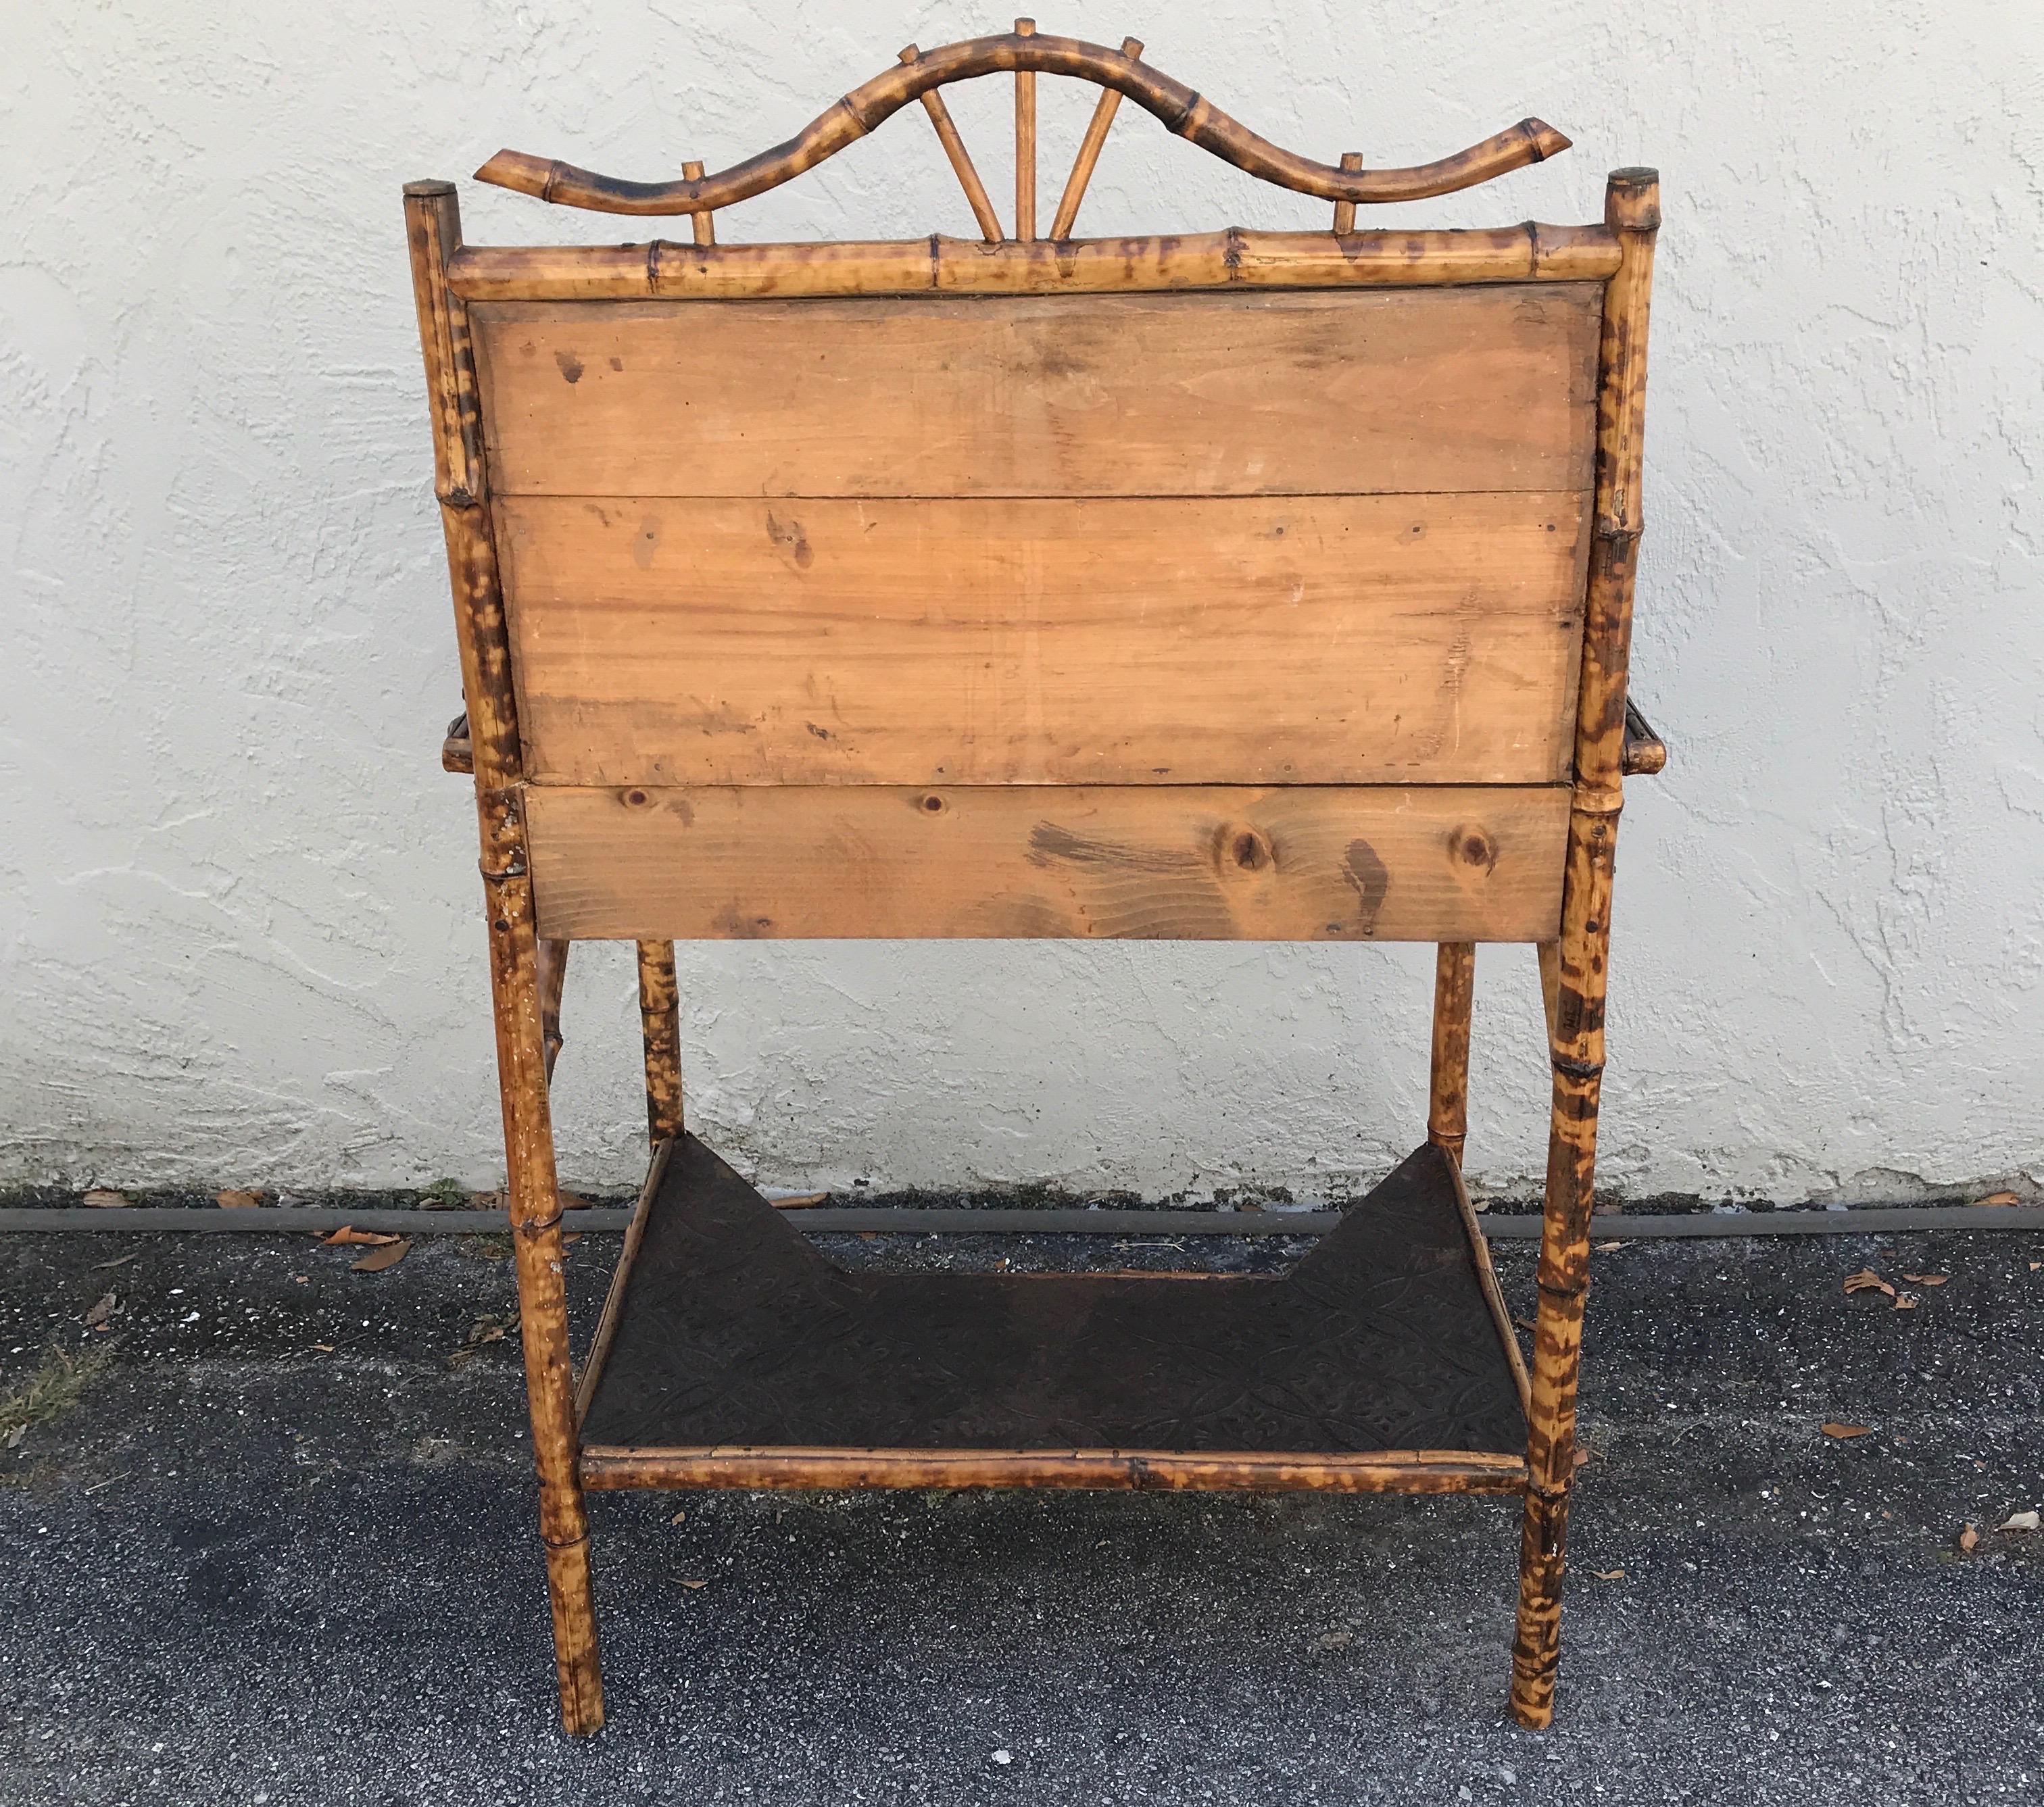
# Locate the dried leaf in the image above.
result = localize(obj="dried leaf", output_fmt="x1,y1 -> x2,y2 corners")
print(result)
82,1292 -> 120,1328
1900,1272 -> 1949,1287
81,1189 -> 131,1209
1574,1446 -> 1592,1470
3,1423 -> 24,1450
558,1190 -> 595,1212
322,1226 -> 399,1247
561,1231 -> 582,1246
1595,1240 -> 1625,1252
214,1189 -> 264,1210
1843,1268 -> 1895,1297
1975,1191 -> 2020,1208
1999,1510 -> 2041,1533
2031,1262 -> 2042,1273
1821,1422 -> 1871,1439
1513,1315 -> 1538,1332
668,1509 -> 687,1525
351,1239 -> 412,1274
678,1578 -> 708,1591
1959,1523 -> 1979,1553
91,1251 -> 141,1271
772,1192 -> 830,1211
1893,1294 -> 1918,1311
1592,1567 -> 1626,1581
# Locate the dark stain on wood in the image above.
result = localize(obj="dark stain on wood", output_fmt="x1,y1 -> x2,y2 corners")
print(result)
1027,820 -> 1189,874
1340,837 -> 1390,931
764,509 -> 814,569
554,349 -> 585,383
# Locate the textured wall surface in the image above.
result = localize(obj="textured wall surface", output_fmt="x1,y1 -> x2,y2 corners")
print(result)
4,2 -> 2041,1202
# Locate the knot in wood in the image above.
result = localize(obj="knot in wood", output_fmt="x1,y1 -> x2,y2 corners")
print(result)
1223,824 -> 1273,873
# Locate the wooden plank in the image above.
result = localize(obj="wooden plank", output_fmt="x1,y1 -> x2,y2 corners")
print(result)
472,287 -> 1599,499
497,492 -> 1589,787
523,784 -> 1570,942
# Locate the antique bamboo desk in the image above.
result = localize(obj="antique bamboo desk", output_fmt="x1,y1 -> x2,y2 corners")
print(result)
406,24 -> 1664,1734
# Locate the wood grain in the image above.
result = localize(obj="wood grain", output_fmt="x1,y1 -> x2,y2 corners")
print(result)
471,287 -> 1600,499
523,784 -> 1570,943
497,491 -> 1589,788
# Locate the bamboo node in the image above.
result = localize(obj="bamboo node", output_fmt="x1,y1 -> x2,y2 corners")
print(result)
479,851 -> 529,882
539,1525 -> 592,1552
1551,1053 -> 1603,1081
518,1207 -> 566,1237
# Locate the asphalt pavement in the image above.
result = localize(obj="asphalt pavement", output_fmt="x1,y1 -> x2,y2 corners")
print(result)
1,1218 -> 2039,1805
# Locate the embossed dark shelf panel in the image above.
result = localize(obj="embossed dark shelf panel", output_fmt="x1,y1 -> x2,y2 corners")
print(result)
577,1135 -> 1530,1493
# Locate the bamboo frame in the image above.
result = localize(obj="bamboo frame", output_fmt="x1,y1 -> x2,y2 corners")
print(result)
900,45 -> 1003,241
1050,36 -> 1141,238
581,1444 -> 1528,1495
681,162 -> 714,246
1013,19 -> 1037,241
635,940 -> 683,1146
573,1137 -> 671,1423
1332,150 -> 1363,234
472,29 -> 1567,218
1509,167 -> 1659,1732
445,224 -> 1620,303
405,180 -> 604,1735
407,34 -> 1663,1733
1428,943 -> 1475,1166
537,939 -> 568,1083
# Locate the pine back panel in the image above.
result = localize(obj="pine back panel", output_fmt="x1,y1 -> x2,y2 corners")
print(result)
466,282 -> 1599,942
472,287 -> 1597,792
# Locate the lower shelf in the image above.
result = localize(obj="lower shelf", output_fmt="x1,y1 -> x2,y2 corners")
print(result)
576,1135 -> 1530,1495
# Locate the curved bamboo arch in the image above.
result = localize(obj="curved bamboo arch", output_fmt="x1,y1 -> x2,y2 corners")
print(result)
474,24 -> 1569,229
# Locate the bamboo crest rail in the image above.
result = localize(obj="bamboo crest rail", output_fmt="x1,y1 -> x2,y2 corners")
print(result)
474,22 -> 1570,230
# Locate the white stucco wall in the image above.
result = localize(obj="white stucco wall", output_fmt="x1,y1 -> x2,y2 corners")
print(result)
5,3 -> 2041,1202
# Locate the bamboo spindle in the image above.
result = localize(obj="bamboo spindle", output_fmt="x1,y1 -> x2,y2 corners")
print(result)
1536,941 -> 1561,1041
1509,167 -> 1659,1735
899,45 -> 1002,241
537,939 -> 569,1083
404,180 -> 605,1737
1014,18 -> 1037,240
1332,151 -> 1363,234
1050,35 -> 1141,239
635,939 -> 684,1145
1428,943 -> 1475,1166
681,161 -> 714,245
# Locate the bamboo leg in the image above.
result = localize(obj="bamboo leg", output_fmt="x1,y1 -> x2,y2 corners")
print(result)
537,939 -> 569,1084
1428,943 -> 1474,1166
1511,808 -> 1616,1728
406,180 -> 603,1735
480,795 -> 605,1734
1510,167 -> 1657,1733
635,939 -> 684,1146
